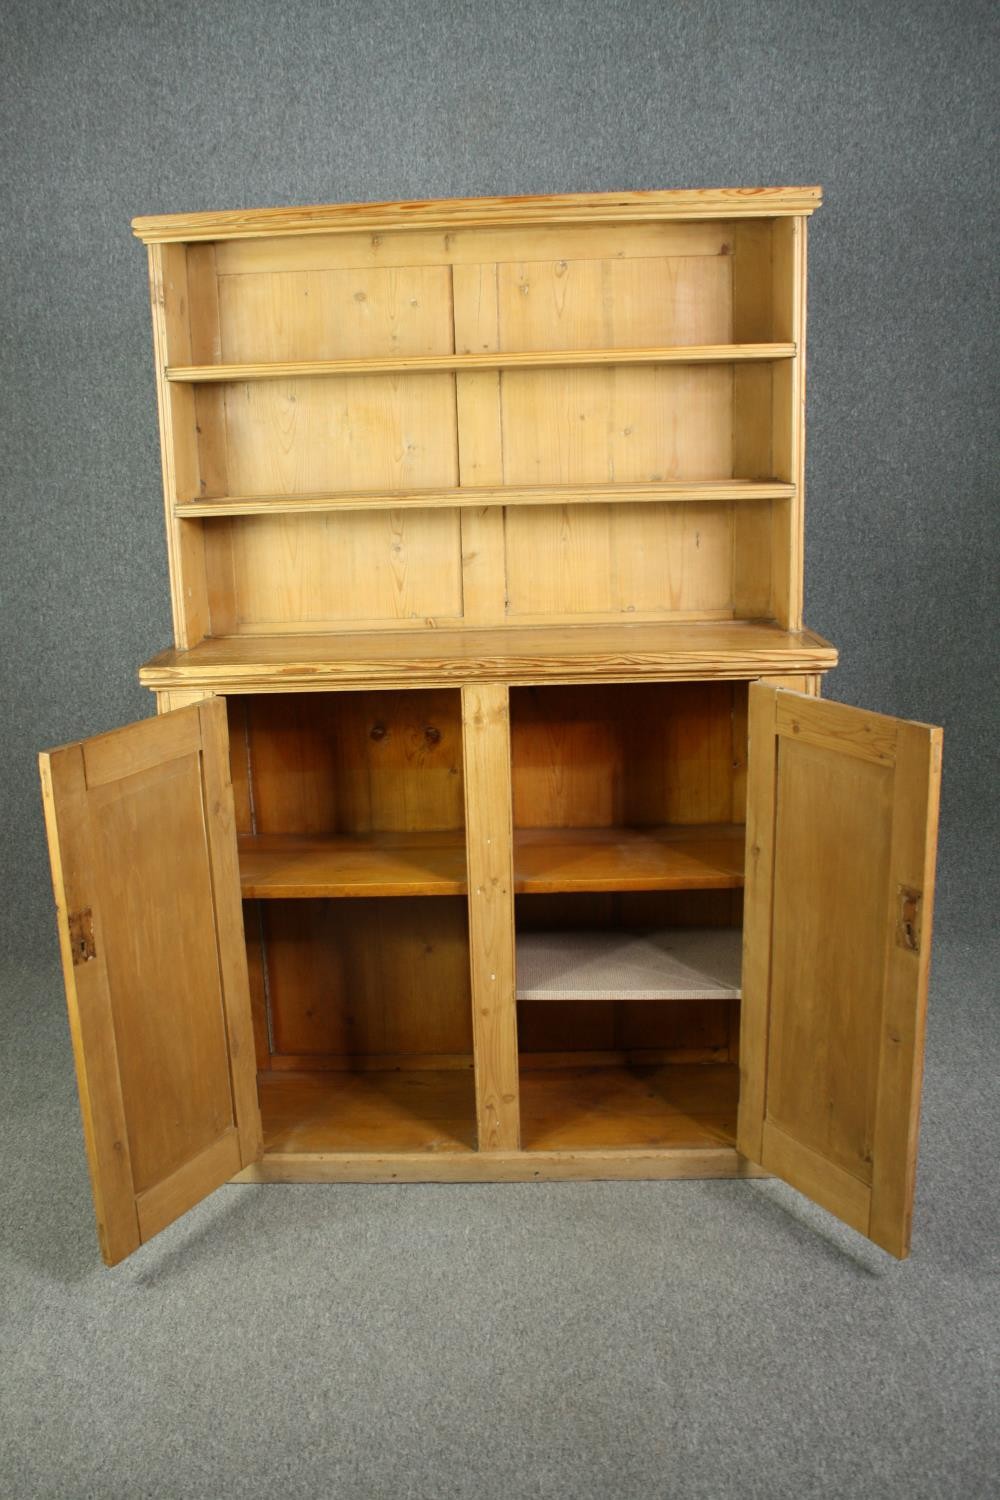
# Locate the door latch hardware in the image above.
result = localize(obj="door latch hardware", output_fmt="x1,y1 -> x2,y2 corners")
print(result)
69,908 -> 97,966
896,886 -> 922,954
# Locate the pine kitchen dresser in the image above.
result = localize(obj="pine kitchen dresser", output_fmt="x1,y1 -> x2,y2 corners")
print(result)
39,187 -> 942,1265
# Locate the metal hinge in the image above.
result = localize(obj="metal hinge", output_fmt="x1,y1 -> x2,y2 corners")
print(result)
896,886 -> 922,954
68,908 -> 97,966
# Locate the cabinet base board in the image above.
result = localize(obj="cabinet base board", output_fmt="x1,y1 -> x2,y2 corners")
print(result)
231,1146 -> 767,1184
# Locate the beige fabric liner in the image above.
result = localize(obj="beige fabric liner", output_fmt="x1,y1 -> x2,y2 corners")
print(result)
516,928 -> 742,1001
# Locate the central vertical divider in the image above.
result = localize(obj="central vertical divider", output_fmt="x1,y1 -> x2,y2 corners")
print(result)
452,261 -> 507,625
462,681 -> 520,1150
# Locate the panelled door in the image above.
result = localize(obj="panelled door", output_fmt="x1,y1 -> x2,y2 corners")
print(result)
39,698 -> 262,1265
739,684 -> 942,1257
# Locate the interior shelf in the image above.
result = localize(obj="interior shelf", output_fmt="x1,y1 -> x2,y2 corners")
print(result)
140,621 -> 838,692
238,824 -> 745,900
166,342 -> 796,383
174,478 -> 796,518
516,927 -> 742,1001
258,1069 -> 477,1154
256,1060 -> 738,1155
514,824 -> 745,893
238,831 -> 467,898
518,1062 -> 739,1150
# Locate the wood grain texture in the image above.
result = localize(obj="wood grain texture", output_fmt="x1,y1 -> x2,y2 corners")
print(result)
503,501 -> 736,621
452,262 -> 507,625
765,738 -> 893,1185
869,721 -> 942,1256
38,701 -> 261,1265
136,1129 -> 243,1241
258,1069 -> 477,1154
496,254 -> 733,350
154,688 -> 215,714
174,479 -> 795,517
261,897 -> 472,1060
511,682 -> 746,829
133,186 -> 823,243
39,746 -> 140,1264
235,689 -> 465,835
268,1052 -> 473,1073
495,362 -> 735,484
462,684 -> 520,1150
737,683 -> 780,1161
516,1037 -> 735,1067
146,243 -> 211,646
738,685 -> 942,1257
234,1146 -> 766,1184
212,509 -> 464,632
519,1063 -> 738,1150
167,344 -> 796,382
775,690 -> 898,764
139,621 -> 838,693
770,217 -> 807,628
512,825 -> 745,893
216,374 -> 458,496
238,830 -> 467,898
243,900 -> 272,1072
217,264 -> 453,363
197,700 -> 263,1164
250,1063 -> 743,1162
759,1119 -> 870,1237
212,222 -> 737,277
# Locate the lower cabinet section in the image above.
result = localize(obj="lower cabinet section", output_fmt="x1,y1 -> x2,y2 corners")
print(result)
229,681 -> 749,1182
249,1056 -> 742,1165
241,895 -> 746,1176
232,682 -> 751,1180
41,677 -> 940,1258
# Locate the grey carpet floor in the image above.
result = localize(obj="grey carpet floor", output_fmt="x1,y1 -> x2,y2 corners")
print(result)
1,937 -> 998,1500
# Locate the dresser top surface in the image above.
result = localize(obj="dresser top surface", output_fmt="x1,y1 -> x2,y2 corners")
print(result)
140,621 -> 837,693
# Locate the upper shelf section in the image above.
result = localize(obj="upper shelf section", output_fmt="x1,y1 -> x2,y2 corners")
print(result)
140,621 -> 837,694
166,344 -> 796,383
139,187 -> 820,647
132,186 -> 823,243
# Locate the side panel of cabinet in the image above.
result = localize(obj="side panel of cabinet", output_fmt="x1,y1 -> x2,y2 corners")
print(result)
40,700 -> 262,1265
739,684 -> 942,1257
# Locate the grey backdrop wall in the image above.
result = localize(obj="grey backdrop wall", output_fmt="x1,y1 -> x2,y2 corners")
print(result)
2,0 -> 996,973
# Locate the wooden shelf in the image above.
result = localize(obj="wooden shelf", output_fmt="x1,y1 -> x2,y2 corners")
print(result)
514,824 -> 745,894
140,621 -> 837,693
519,1062 -> 739,1151
174,478 -> 796,519
516,928 -> 742,1001
237,825 -> 744,901
166,343 -> 796,384
238,831 -> 467,898
255,1062 -> 738,1156
259,1069 -> 477,1154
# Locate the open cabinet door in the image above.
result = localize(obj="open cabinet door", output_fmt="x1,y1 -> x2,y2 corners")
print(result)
738,684 -> 942,1258
39,699 -> 262,1265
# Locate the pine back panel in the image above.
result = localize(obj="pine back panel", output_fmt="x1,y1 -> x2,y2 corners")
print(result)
137,192 -> 815,647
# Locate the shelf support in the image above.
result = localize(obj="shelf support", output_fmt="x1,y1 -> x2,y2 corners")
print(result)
462,683 -> 520,1151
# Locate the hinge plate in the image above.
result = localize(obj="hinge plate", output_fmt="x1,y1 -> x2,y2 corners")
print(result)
896,886 -> 922,954
69,907 -> 97,966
